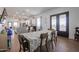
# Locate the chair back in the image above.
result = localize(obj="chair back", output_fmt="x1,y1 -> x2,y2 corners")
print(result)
51,31 -> 55,40
18,35 -> 24,45
51,31 -> 57,47
22,37 -> 30,50
18,35 -> 30,51
40,33 -> 48,46
75,27 -> 79,34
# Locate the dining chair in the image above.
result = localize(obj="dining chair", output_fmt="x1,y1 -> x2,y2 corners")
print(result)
33,26 -> 36,31
26,26 -> 29,32
30,26 -> 34,32
40,33 -> 48,52
18,35 -> 23,52
28,26 -> 30,32
22,36 -> 30,52
18,35 -> 30,52
51,31 -> 57,49
74,27 -> 79,41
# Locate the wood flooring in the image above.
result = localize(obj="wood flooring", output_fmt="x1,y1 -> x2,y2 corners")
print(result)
0,34 -> 79,52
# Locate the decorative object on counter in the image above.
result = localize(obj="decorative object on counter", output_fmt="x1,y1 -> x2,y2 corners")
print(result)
0,8 -> 8,22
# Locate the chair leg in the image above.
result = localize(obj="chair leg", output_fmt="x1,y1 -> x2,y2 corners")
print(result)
55,37 -> 57,46
22,43 -> 25,52
28,44 -> 30,52
51,39 -> 53,49
46,41 -> 48,52
40,45 -> 42,52
28,46 -> 30,52
29,48 -> 30,52
40,42 -> 42,52
23,47 -> 25,52
19,45 -> 21,52
46,44 -> 48,52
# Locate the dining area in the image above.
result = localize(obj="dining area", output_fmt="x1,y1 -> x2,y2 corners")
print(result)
17,29 -> 57,52
0,7 -> 58,52
1,7 -> 79,52
0,1 -> 79,59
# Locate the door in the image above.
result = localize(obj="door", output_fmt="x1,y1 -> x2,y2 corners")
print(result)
50,12 -> 69,37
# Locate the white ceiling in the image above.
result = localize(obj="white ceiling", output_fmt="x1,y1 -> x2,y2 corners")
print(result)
0,7 -> 58,19
5,7 -> 54,16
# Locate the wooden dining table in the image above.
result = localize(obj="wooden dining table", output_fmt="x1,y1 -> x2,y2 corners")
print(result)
20,30 -> 56,52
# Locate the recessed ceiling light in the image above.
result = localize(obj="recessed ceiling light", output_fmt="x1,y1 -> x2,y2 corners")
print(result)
16,12 -> 19,14
18,15 -> 21,17
22,13 -> 25,15
26,9 -> 30,12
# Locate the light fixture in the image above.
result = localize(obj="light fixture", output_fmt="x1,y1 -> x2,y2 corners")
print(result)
22,13 -> 25,15
26,9 -> 30,12
18,15 -> 21,18
16,12 -> 19,14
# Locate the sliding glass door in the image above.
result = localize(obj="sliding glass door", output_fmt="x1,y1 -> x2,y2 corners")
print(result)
50,12 -> 69,37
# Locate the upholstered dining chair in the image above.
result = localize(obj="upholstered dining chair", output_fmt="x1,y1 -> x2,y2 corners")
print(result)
40,33 -> 48,52
18,35 -> 30,52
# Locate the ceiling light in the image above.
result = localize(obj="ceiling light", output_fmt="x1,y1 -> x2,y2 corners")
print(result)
18,15 -> 21,18
26,9 -> 30,12
16,12 -> 19,14
22,13 -> 25,15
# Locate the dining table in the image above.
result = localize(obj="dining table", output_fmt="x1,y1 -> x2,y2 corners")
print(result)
20,29 -> 56,52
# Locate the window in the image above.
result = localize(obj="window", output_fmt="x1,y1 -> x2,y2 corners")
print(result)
26,20 -> 30,25
14,22 -> 18,27
32,19 -> 36,26
51,16 -> 56,30
59,14 -> 66,31
37,17 -> 41,30
8,22 -> 12,27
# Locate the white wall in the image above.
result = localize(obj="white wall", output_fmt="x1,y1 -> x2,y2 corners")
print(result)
37,7 -> 79,39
